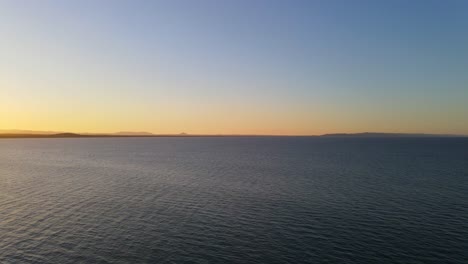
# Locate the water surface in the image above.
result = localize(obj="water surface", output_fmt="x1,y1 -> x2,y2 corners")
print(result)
1,137 -> 467,263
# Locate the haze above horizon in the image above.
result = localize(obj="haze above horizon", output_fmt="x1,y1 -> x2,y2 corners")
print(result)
1,0 -> 467,135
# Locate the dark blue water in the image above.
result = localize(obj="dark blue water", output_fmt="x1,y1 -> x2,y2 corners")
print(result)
0,137 -> 467,263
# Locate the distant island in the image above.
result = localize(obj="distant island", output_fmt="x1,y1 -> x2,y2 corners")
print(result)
0,131 -> 466,139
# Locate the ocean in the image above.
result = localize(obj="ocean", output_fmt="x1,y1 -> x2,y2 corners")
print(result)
0,137 -> 467,263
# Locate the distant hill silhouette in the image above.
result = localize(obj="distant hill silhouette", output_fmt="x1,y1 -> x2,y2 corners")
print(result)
113,131 -> 154,136
320,132 -> 461,137
0,130 -> 154,137
51,133 -> 84,137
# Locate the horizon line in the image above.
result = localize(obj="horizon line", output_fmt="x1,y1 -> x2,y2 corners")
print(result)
1,131 -> 467,138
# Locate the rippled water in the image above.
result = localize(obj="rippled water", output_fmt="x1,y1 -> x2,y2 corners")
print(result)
0,137 -> 467,263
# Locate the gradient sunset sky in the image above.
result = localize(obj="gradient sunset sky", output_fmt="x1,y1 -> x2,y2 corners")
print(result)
1,0 -> 467,135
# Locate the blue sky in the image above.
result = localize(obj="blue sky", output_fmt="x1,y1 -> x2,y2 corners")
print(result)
1,0 -> 467,134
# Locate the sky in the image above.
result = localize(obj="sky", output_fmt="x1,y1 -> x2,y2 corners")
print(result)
1,0 -> 467,135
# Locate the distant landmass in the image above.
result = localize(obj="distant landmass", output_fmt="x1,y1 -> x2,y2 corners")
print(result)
0,130 -> 156,136
320,132 -> 462,137
0,131 -> 466,139
52,133 -> 84,137
113,131 -> 154,136
0,133 -> 89,138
